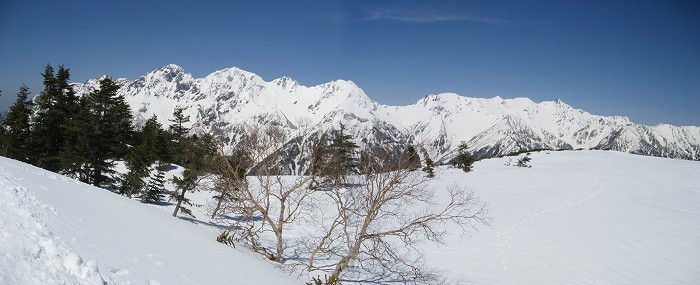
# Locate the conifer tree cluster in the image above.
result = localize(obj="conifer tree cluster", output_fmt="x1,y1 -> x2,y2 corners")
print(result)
1,65 -> 134,186
0,65 -> 216,202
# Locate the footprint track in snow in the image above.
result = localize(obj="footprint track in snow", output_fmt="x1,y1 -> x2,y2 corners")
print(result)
493,180 -> 607,271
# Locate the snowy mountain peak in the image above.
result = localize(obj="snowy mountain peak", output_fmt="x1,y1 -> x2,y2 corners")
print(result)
160,63 -> 184,72
68,65 -> 700,163
271,76 -> 300,92
208,66 -> 260,80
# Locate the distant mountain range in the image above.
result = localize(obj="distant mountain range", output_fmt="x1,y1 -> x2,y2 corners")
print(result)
71,64 -> 700,170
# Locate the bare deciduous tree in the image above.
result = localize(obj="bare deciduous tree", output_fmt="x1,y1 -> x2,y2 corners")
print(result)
208,123 -> 489,284
213,123 -> 324,262
307,151 -> 490,283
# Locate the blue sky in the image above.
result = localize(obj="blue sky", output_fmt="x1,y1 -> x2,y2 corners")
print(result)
1,0 -> 698,126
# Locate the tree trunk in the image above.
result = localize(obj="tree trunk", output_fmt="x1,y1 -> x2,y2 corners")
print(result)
274,200 -> 285,262
275,230 -> 283,263
172,188 -> 186,217
211,196 -> 223,219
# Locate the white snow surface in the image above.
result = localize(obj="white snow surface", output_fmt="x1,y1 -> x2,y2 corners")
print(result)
0,158 -> 302,285
423,151 -> 700,284
2,150 -> 700,284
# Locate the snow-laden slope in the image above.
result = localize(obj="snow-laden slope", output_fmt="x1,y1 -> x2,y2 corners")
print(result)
70,65 -> 700,165
0,157 -> 302,285
423,151 -> 700,284
2,151 -> 700,284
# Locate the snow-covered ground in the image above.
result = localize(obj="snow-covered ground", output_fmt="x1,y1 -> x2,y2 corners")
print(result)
1,150 -> 699,284
0,158 -> 302,285
423,151 -> 700,284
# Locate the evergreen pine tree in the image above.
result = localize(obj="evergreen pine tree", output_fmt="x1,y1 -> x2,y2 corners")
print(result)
168,107 -> 190,165
170,134 -> 215,217
118,116 -> 166,197
2,84 -> 33,161
104,90 -> 134,159
169,107 -> 190,141
454,141 -> 475,172
181,133 -> 216,171
171,169 -> 197,217
328,123 -> 358,184
60,98 -> 97,182
405,145 -> 421,171
142,164 -> 166,204
61,76 -> 133,186
119,145 -> 151,197
140,115 -> 169,163
31,64 -> 78,171
422,156 -> 435,178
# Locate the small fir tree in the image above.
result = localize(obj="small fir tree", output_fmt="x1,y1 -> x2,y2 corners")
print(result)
308,124 -> 359,186
171,133 -> 215,217
171,169 -> 197,217
169,107 -> 190,142
168,107 -> 190,165
454,141 -> 475,172
119,146 -> 151,197
328,123 -> 359,184
142,164 -> 166,204
405,145 -> 421,171
422,156 -> 435,178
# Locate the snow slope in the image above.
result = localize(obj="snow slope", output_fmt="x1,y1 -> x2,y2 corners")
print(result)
424,151 -> 700,284
0,157 -> 302,285
2,151 -> 699,284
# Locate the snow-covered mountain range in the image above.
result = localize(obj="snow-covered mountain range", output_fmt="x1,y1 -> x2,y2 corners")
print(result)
72,64 -> 700,166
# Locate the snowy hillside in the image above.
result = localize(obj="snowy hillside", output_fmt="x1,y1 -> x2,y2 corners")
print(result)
3,151 -> 699,284
70,65 -> 700,164
0,157 -> 302,285
423,151 -> 700,284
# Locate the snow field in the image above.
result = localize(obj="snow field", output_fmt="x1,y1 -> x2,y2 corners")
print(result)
0,159 -> 302,285
158,150 -> 700,284
423,151 -> 700,284
2,150 -> 699,284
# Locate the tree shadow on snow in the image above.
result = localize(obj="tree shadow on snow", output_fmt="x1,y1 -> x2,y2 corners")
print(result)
177,216 -> 228,230
222,214 -> 264,222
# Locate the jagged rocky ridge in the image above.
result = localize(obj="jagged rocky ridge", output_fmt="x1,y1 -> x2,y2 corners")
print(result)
71,64 -> 700,172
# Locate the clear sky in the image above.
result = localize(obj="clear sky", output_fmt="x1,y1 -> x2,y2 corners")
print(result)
1,0 -> 698,126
